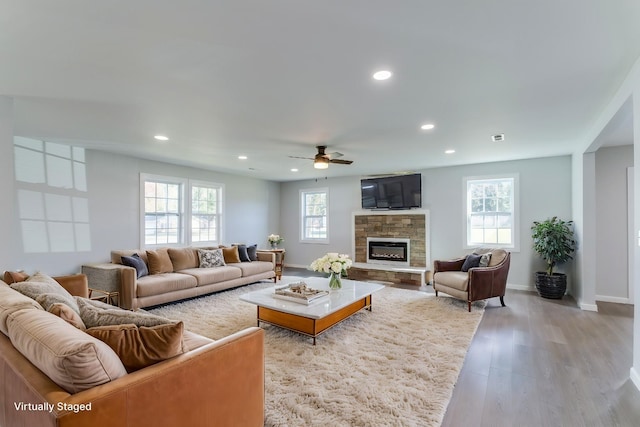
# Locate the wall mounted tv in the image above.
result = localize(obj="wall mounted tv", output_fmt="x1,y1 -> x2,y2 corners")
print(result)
360,173 -> 422,210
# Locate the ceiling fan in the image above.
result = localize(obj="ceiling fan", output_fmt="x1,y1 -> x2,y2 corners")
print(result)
289,145 -> 354,169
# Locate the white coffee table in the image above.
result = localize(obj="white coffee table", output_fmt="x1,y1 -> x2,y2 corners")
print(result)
240,277 -> 384,344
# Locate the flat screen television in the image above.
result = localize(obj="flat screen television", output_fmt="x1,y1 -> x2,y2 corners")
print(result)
360,173 -> 422,209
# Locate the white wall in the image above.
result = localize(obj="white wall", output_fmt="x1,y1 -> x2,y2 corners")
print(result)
280,156 -> 572,291
0,97 -> 17,270
0,134 -> 280,275
595,145 -> 634,302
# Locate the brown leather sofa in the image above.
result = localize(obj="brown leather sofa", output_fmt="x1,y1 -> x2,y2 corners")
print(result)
0,274 -> 265,427
433,248 -> 511,311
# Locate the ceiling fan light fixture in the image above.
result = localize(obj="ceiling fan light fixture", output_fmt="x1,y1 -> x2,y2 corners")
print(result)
314,158 -> 329,169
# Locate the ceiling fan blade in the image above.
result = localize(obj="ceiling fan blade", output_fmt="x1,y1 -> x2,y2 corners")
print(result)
329,158 -> 353,165
327,151 -> 343,159
288,155 -> 315,160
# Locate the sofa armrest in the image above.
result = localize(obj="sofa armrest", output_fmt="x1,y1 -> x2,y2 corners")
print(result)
433,258 -> 465,273
256,251 -> 276,267
54,274 -> 89,298
54,327 -> 265,427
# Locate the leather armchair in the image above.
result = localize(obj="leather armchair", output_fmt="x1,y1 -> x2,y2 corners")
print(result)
433,248 -> 511,311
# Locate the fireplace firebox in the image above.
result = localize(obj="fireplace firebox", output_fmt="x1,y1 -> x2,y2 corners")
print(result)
366,238 -> 410,266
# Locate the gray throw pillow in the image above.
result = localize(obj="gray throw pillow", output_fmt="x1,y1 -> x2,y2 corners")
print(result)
11,272 -> 80,314
478,253 -> 492,268
461,254 -> 482,272
76,297 -> 174,329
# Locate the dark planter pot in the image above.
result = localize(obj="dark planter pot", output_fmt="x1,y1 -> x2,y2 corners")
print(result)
535,272 -> 567,299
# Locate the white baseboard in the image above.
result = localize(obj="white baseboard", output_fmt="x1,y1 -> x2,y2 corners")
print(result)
631,367 -> 640,392
595,295 -> 632,304
285,263 -> 310,269
579,301 -> 599,312
507,283 -> 535,292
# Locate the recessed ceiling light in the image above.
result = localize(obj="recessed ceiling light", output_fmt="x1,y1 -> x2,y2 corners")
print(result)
492,133 -> 505,142
421,124 -> 435,130
154,135 -> 169,141
238,155 -> 248,160
373,70 -> 392,81
290,168 -> 298,172
445,149 -> 455,154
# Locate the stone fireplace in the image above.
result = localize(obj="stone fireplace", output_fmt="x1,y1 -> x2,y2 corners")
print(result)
350,210 -> 430,286
367,237 -> 410,266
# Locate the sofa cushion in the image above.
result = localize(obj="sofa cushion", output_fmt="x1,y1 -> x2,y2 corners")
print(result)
76,297 -> 175,328
11,272 -> 80,314
168,247 -> 199,270
179,266 -> 242,286
477,252 -> 492,268
197,248 -> 226,268
433,271 -> 470,291
146,249 -> 174,275
488,249 -> 507,267
86,322 -> 185,372
134,273 -> 198,298
7,308 -> 127,394
121,253 -> 149,278
461,254 -> 482,272
3,270 -> 29,284
221,246 -> 241,264
182,330 -> 215,351
227,261 -> 274,277
0,283 -> 43,336
48,303 -> 86,330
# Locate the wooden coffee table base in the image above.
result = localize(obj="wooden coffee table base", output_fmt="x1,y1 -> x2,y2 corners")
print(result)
256,295 -> 373,345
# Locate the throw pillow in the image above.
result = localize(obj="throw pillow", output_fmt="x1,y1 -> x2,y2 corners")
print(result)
76,297 -> 174,329
461,254 -> 482,272
35,292 -> 81,315
221,246 -> 241,264
146,249 -> 174,275
478,252 -> 492,268
121,253 -> 149,278
48,303 -> 86,330
7,309 -> 127,394
236,244 -> 251,262
167,247 -> 199,271
247,244 -> 258,261
3,270 -> 29,284
11,273 -> 80,314
86,322 -> 185,372
197,249 -> 226,268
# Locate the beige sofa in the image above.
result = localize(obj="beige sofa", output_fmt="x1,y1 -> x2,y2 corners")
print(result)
0,273 -> 264,427
83,247 -> 276,310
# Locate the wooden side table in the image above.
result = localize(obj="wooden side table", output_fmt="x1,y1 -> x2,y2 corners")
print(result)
89,288 -> 119,306
261,249 -> 285,281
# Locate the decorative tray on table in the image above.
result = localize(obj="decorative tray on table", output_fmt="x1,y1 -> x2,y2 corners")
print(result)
273,281 -> 329,305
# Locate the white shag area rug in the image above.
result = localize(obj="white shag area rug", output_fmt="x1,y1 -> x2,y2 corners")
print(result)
149,277 -> 485,427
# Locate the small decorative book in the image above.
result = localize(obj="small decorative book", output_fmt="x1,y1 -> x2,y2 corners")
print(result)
273,281 -> 329,305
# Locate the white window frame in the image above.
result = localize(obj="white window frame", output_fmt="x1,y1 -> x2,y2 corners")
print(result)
300,187 -> 329,244
463,174 -> 519,251
140,174 -> 224,248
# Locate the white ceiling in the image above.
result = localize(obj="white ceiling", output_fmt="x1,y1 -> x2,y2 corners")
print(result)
2,1 -> 639,181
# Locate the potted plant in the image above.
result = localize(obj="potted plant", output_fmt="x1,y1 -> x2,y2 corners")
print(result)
531,216 -> 576,299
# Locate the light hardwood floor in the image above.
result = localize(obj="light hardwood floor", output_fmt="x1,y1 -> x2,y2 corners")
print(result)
440,290 -> 640,427
287,268 -> 640,426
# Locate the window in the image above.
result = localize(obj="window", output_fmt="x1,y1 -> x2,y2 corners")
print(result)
191,183 -> 221,243
464,175 -> 518,249
300,188 -> 329,243
141,174 -> 223,247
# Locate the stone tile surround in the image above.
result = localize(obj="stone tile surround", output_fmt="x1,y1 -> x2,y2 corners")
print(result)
351,210 -> 430,286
